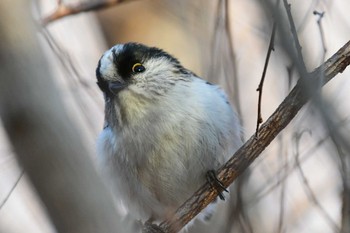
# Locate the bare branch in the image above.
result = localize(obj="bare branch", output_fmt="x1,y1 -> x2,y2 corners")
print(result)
255,0 -> 280,137
255,23 -> 276,137
283,0 -> 308,76
155,40 -> 350,233
41,0 -> 132,25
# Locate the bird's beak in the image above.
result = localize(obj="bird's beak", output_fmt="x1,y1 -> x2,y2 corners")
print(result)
108,81 -> 128,95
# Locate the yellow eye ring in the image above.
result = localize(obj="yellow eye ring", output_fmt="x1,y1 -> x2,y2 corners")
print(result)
132,63 -> 145,73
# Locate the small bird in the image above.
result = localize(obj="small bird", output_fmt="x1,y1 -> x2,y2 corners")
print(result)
96,43 -> 242,225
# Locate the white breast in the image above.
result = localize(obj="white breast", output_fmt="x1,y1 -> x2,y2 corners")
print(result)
97,76 -> 242,221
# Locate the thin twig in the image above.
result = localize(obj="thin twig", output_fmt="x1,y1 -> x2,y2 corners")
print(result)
249,118 -> 348,207
276,135 -> 286,233
255,0 -> 281,137
207,0 -> 224,84
313,11 -> 327,62
0,170 -> 24,210
329,126 -> 350,233
154,41 -> 350,233
224,0 -> 244,131
256,23 -> 276,138
294,132 -> 340,232
41,0 -> 131,25
252,126 -> 329,206
39,28 -> 103,137
223,0 -> 253,231
283,0 -> 308,76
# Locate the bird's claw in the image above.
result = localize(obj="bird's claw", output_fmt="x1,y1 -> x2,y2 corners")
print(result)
206,170 -> 228,200
142,220 -> 165,233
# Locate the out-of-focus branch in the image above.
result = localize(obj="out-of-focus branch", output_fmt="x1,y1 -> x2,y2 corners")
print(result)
0,1 -> 124,233
294,133 -> 339,231
0,170 -> 24,210
153,40 -> 350,233
313,11 -> 327,62
283,0 -> 308,76
42,0 -> 132,25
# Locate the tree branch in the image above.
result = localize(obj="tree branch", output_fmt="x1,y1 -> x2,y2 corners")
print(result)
156,40 -> 350,233
255,0 -> 280,137
255,22 -> 276,137
41,0 -> 132,25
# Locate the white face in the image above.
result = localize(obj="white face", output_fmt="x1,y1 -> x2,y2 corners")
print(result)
98,44 -> 124,83
96,43 -> 190,98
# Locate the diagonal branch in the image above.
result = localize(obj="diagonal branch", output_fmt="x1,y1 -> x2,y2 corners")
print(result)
41,0 -> 132,25
155,40 -> 350,233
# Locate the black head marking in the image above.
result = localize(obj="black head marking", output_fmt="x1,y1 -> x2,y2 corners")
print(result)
112,44 -> 145,80
95,43 -> 191,96
112,43 -> 188,80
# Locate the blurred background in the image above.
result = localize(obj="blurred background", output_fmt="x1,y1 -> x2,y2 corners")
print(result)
0,0 -> 349,232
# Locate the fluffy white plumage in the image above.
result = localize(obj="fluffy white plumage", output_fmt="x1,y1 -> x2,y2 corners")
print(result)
96,43 -> 242,224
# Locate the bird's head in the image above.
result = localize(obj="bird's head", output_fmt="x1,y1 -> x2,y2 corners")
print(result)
96,43 -> 191,100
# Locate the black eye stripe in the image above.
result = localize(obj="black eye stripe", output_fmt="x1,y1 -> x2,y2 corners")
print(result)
98,43 -> 190,84
113,47 -> 141,79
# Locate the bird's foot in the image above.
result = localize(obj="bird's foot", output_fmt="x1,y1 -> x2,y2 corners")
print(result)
206,170 -> 228,200
142,219 -> 165,233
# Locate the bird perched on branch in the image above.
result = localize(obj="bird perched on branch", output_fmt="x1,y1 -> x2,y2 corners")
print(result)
96,43 -> 242,227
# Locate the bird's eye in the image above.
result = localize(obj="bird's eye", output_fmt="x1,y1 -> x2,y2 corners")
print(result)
132,63 -> 145,73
